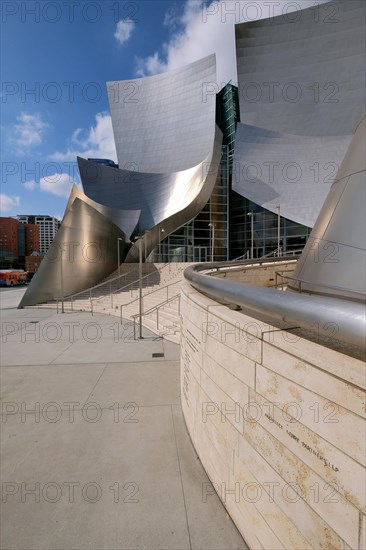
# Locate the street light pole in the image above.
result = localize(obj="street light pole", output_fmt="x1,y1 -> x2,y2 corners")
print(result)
159,227 -> 164,262
143,230 -> 149,274
60,242 -> 64,313
277,205 -> 281,257
208,223 -> 215,262
117,237 -> 123,276
247,212 -> 254,259
138,236 -> 143,339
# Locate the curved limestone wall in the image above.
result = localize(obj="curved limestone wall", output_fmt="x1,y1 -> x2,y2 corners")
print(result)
180,280 -> 365,549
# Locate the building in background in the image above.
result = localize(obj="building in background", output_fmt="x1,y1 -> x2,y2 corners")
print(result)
17,215 -> 60,255
0,217 -> 40,269
0,218 -> 19,259
17,223 -> 40,270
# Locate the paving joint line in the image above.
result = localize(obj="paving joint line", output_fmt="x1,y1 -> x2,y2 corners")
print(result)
170,404 -> 192,550
82,363 -> 109,405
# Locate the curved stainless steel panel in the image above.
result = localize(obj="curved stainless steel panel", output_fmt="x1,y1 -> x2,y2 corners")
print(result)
65,184 -> 140,238
235,0 -> 366,136
107,55 -> 217,173
19,198 -> 128,307
79,125 -> 223,262
232,124 -> 350,227
289,112 -> 366,301
125,126 -> 223,262
184,262 -> 365,350
233,0 -> 366,224
184,111 -> 366,350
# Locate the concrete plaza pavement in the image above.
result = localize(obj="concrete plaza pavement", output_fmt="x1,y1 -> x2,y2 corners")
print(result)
0,287 -> 247,550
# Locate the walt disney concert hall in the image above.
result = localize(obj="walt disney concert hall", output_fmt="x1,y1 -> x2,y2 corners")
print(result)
18,2 -> 366,548
20,0 -> 365,308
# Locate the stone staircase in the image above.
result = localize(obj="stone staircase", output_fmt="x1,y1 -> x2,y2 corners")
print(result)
27,263 -> 193,344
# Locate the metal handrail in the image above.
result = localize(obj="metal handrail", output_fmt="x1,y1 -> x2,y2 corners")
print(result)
201,255 -> 299,277
69,266 -> 137,299
232,248 -> 303,262
119,278 -> 182,324
91,263 -> 170,310
184,261 -> 366,349
232,251 -> 250,261
276,270 -> 365,297
131,293 -> 181,338
133,292 -> 180,318
109,262 -> 170,300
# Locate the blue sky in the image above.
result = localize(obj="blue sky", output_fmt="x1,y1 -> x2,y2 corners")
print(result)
1,0 -> 325,219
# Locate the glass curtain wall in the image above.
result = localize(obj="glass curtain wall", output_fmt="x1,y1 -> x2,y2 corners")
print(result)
153,83 -> 310,262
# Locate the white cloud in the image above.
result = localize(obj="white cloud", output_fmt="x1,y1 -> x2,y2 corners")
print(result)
0,194 -> 20,214
24,173 -> 79,198
135,0 -> 329,85
24,180 -> 36,191
39,172 -> 77,197
163,5 -> 182,30
114,19 -> 135,45
51,112 -> 117,163
12,112 -> 49,155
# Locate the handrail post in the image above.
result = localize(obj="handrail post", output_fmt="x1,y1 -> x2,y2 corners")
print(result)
133,317 -> 136,340
91,300 -> 93,316
138,241 -> 143,339
120,305 -> 122,325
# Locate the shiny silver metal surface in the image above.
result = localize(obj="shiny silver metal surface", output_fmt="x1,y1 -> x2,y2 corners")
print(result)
126,130 -> 222,262
20,56 -> 222,307
79,126 -> 222,263
107,55 -> 217,173
235,0 -> 366,136
19,197 -> 128,307
289,112 -> 366,301
184,113 -> 366,351
79,54 -> 222,262
64,184 -> 140,237
232,124 -> 350,228
184,261 -> 365,350
233,0 -> 366,225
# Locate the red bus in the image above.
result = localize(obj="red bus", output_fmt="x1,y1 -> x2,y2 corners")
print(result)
0,270 -> 28,286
